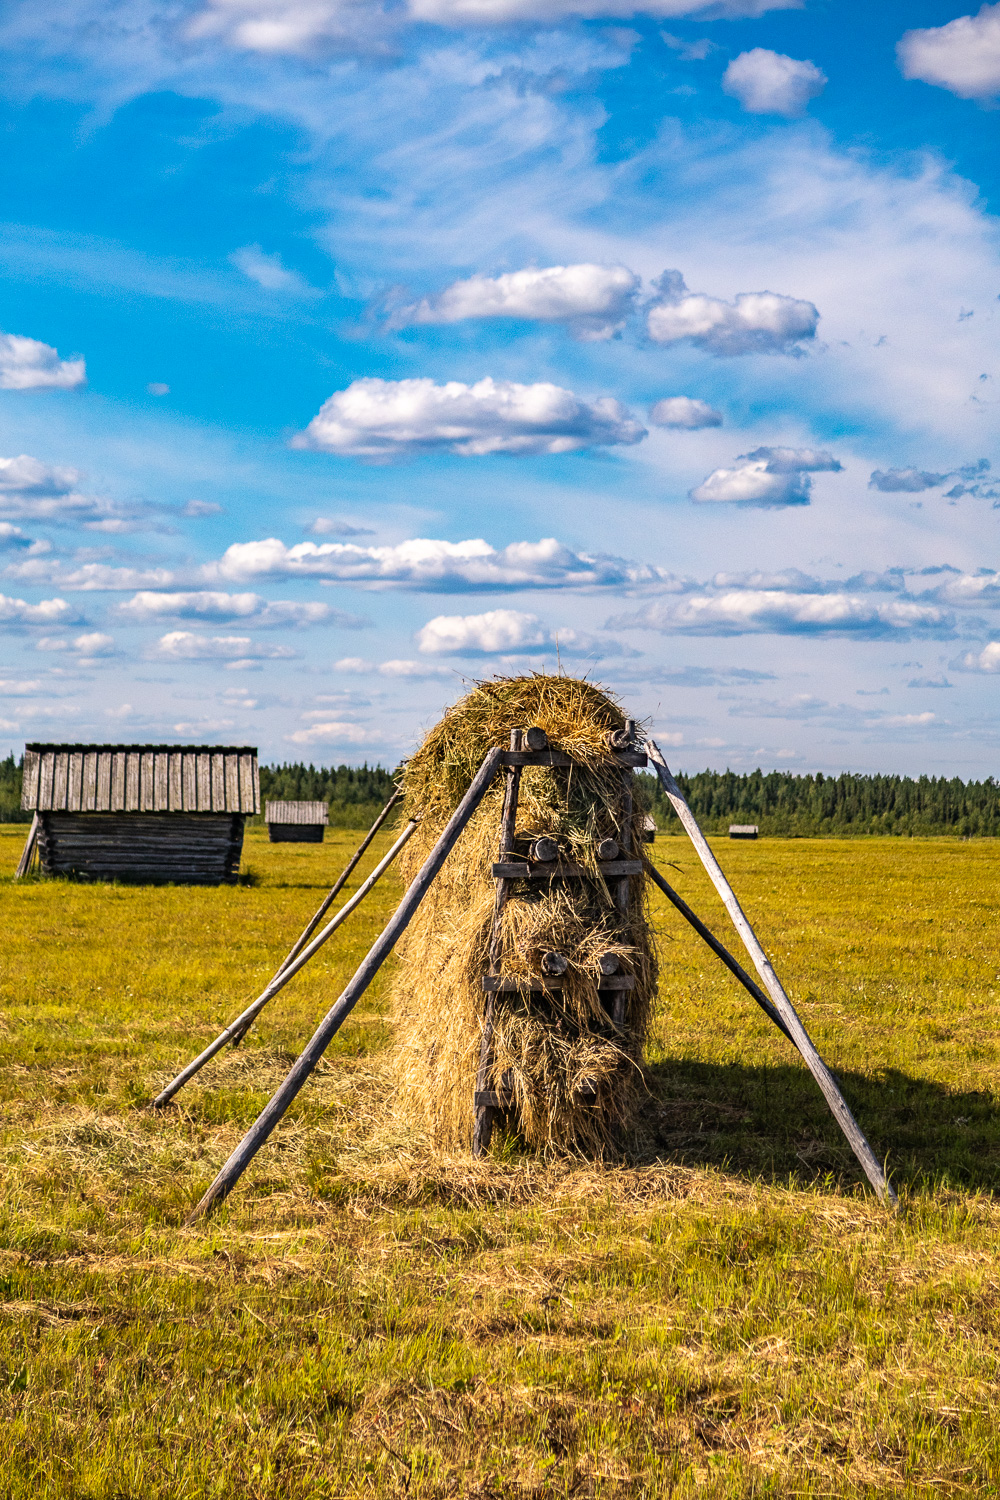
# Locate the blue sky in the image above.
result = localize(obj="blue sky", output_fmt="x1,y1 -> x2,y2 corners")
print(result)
1,0 -> 999,775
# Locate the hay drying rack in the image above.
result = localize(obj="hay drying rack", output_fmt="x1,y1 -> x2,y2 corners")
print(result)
151,724 -> 896,1220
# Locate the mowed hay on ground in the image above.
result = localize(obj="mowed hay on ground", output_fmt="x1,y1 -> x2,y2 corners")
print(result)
3,825 -> 1000,1495
391,674 -> 657,1154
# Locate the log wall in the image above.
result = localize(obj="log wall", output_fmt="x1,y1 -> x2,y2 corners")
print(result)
36,813 -> 246,884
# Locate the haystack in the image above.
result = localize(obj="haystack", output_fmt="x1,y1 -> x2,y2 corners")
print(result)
390,674 -> 658,1155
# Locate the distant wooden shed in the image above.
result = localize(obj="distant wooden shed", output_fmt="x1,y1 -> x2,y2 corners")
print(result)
728,824 -> 759,840
265,800 -> 329,843
17,743 -> 259,884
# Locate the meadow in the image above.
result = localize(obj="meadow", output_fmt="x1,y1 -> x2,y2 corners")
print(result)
2,822 -> 1000,1497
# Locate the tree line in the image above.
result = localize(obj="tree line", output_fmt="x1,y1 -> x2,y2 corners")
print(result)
3,751 -> 1000,835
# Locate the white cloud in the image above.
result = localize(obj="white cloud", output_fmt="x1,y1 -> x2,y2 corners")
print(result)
334,655 -> 454,677
0,454 -> 80,495
4,560 -> 179,591
0,332 -> 85,391
293,377 -> 645,459
147,382 -> 170,397
0,678 -> 43,695
392,264 -> 639,340
230,244 -> 319,296
151,631 -> 299,662
415,607 -> 631,656
0,523 -> 34,551
73,631 -> 116,656
924,571 -> 1000,607
0,592 -> 78,626
869,468 -> 946,493
115,590 -> 368,628
648,396 -> 722,429
690,446 -> 842,506
898,4 -> 1000,101
286,720 -> 384,745
190,0 -> 800,55
0,452 -> 170,532
646,271 -> 818,355
609,591 -> 952,638
308,517 -> 375,536
205,533 -> 679,592
953,641 -> 1000,673
722,48 -> 827,117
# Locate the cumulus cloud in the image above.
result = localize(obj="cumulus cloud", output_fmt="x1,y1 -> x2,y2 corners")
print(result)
646,271 -> 818,355
0,592 -> 79,626
230,244 -> 319,296
690,446 -> 842,507
898,4 -> 1000,101
286,720 -> 384,746
115,590 -> 368,628
205,534 -> 680,591
391,264 -> 639,341
869,468 -> 947,493
334,656 -> 454,677
293,377 -> 646,459
415,607 -> 632,657
953,642 -> 1000,673
722,48 -> 827,116
190,0 -> 800,55
0,452 -> 172,533
151,631 -> 298,663
648,396 -> 722,429
3,559 -> 179,591
0,332 -> 85,391
609,591 -> 952,638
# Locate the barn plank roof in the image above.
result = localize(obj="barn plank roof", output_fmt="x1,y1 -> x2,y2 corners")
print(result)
21,744 -> 260,814
265,800 -> 329,825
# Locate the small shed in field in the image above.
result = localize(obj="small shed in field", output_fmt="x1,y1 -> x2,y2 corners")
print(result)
728,824 -> 758,840
18,743 -> 259,883
265,800 -> 328,843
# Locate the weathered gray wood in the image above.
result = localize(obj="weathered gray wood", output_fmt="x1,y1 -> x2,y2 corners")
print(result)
52,753 -> 68,811
151,818 -> 420,1108
278,789 -> 403,971
492,859 -> 642,879
500,749 -> 647,768
268,824 -> 324,842
265,800 -> 329,826
185,747 -> 504,1218
14,814 -> 38,879
481,974 -> 634,993
34,813 -> 247,884
645,738 -> 896,1207
22,749 -> 39,807
82,752 -> 98,812
645,863 -> 792,1044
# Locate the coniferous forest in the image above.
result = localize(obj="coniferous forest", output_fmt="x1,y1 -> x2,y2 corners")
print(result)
3,752 -> 1000,834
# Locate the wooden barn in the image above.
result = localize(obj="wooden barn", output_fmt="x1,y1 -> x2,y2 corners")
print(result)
265,800 -> 329,843
17,743 -> 259,884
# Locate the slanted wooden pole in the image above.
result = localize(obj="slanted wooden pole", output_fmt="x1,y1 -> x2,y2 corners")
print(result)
151,819 -> 418,1109
14,813 -> 39,879
645,863 -> 793,1044
186,747 -> 504,1222
646,739 -> 896,1207
279,789 -> 403,971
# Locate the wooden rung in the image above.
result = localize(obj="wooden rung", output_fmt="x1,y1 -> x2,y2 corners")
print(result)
482,974 -> 635,992
492,860 -> 643,879
474,1090 -> 511,1109
500,750 -> 647,769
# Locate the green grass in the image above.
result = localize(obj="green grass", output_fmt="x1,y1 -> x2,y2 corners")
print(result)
2,824 -> 1000,1497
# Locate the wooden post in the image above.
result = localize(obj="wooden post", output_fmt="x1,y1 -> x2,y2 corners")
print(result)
151,819 -> 418,1109
278,789 -> 403,971
473,730 -> 523,1157
645,863 -> 792,1044
185,747 -> 504,1221
14,813 -> 38,879
646,739 -> 896,1207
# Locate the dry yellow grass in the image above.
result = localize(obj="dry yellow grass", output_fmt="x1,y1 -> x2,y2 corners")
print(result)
2,823 -> 1000,1496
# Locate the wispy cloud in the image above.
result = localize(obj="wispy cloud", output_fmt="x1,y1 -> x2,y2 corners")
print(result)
116,590 -> 369,628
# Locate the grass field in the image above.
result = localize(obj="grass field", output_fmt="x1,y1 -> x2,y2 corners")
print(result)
2,823 -> 1000,1497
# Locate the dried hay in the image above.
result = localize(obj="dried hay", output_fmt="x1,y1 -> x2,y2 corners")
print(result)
389,674 -> 658,1155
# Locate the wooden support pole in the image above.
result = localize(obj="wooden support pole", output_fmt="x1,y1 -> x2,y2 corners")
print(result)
185,747 -> 504,1221
278,789 -> 403,972
645,863 -> 793,1044
646,739 -> 896,1207
473,730 -> 523,1158
14,813 -> 39,879
151,819 -> 418,1109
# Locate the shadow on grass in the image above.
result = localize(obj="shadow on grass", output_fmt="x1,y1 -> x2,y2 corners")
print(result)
642,1057 -> 1000,1196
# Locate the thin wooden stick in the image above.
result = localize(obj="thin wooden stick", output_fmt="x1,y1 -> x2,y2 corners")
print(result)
278,789 -> 403,972
646,739 -> 896,1207
645,863 -> 792,1044
151,819 -> 418,1109
14,813 -> 39,879
185,747 -> 504,1221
